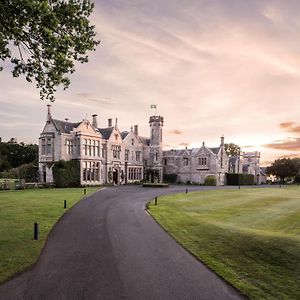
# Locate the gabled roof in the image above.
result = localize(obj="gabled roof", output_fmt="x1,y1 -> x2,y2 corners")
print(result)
139,136 -> 150,146
52,119 -> 80,134
98,127 -> 114,140
163,149 -> 189,156
209,147 -> 220,155
121,131 -> 129,140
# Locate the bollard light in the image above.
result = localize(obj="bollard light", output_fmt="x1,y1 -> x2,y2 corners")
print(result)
34,222 -> 39,240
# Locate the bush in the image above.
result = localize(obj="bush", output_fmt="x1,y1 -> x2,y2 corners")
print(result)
204,175 -> 217,186
163,173 -> 177,183
226,173 -> 255,185
142,183 -> 169,188
52,160 -> 80,187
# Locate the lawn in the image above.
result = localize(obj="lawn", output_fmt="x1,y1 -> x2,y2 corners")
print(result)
148,187 -> 300,300
0,187 -> 99,284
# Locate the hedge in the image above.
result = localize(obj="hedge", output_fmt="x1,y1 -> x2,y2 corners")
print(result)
163,173 -> 177,183
52,160 -> 80,187
204,175 -> 217,186
226,173 -> 255,185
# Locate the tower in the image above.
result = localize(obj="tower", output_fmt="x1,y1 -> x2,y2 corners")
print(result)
148,115 -> 164,182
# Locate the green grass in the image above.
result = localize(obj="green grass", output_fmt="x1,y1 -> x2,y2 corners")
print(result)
148,187 -> 300,300
0,187 -> 98,284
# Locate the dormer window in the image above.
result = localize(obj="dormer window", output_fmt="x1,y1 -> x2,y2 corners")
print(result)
183,158 -> 189,166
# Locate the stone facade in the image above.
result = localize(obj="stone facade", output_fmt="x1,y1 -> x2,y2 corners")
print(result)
163,138 -> 228,185
242,151 -> 262,184
39,106 -> 261,186
38,105 -> 163,185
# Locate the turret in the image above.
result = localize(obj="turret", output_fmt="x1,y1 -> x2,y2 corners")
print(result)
149,115 -> 164,146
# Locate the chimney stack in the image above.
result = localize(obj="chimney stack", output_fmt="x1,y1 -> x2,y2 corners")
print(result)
65,118 -> 69,122
134,125 -> 138,136
108,118 -> 112,127
47,104 -> 51,122
220,135 -> 224,146
92,114 -> 98,128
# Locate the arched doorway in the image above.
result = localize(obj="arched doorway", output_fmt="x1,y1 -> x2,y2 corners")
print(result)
113,169 -> 118,184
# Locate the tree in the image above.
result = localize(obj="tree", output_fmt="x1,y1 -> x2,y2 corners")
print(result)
266,158 -> 300,183
225,143 -> 241,157
0,0 -> 99,101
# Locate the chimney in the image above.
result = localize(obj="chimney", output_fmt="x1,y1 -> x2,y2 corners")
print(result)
65,118 -> 69,122
47,104 -> 51,122
92,114 -> 98,128
108,118 -> 112,127
202,141 -> 205,147
220,135 -> 224,146
134,125 -> 138,136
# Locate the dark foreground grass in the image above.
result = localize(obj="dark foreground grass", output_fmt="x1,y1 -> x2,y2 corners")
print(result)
0,187 -> 98,284
148,187 -> 300,300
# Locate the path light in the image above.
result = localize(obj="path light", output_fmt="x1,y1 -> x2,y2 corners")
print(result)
186,188 -> 188,194
33,222 -> 39,240
155,197 -> 158,206
64,200 -> 67,209
84,188 -> 86,195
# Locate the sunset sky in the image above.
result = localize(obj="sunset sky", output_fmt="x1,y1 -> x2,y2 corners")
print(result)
1,0 -> 300,165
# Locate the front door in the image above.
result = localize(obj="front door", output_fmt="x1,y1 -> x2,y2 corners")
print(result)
113,169 -> 118,184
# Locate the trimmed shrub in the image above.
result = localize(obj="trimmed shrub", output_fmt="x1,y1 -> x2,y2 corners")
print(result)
52,160 -> 80,187
163,173 -> 177,183
204,175 -> 217,186
226,173 -> 255,185
142,183 -> 169,188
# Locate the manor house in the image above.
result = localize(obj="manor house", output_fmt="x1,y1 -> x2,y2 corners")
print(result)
39,106 -> 260,186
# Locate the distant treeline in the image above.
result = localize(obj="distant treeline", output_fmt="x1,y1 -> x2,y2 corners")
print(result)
0,139 -> 38,181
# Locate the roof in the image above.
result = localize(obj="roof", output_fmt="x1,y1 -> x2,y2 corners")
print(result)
121,131 -> 129,140
163,149 -> 189,156
52,119 -> 80,134
98,127 -> 114,140
209,147 -> 220,155
139,136 -> 150,146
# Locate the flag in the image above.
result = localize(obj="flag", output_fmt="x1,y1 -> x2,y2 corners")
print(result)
150,104 -> 156,109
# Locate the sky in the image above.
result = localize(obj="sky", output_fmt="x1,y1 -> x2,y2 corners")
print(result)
1,0 -> 300,165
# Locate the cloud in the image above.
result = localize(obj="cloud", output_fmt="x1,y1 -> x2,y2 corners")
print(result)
264,138 -> 300,151
279,122 -> 300,133
178,142 -> 189,147
169,129 -> 183,135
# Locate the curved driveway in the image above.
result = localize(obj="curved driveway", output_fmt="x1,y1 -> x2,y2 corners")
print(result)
0,185 -> 248,300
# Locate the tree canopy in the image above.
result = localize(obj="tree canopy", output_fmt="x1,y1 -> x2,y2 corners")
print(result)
266,158 -> 300,182
0,0 -> 99,101
225,143 -> 241,157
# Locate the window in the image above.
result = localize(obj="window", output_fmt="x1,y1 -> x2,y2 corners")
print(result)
164,158 -> 167,165
125,149 -> 129,161
66,140 -> 73,155
112,145 -> 121,159
88,140 -> 92,156
83,161 -> 100,182
198,157 -> 207,166
96,141 -> 100,156
84,139 -> 87,155
101,143 -> 106,158
131,139 -> 134,146
92,140 -> 96,156
136,151 -> 141,162
155,152 -> 158,161
183,158 -> 189,166
46,138 -> 52,155
41,138 -> 46,155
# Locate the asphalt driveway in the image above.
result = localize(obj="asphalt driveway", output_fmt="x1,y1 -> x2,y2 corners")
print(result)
0,185 -> 249,300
